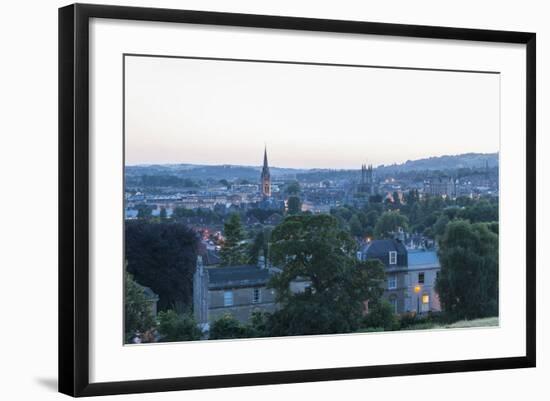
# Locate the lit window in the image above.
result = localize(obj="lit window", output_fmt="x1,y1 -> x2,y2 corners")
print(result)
418,272 -> 425,284
253,288 -> 261,304
223,291 -> 233,307
422,294 -> 430,304
389,251 -> 397,265
388,275 -> 397,289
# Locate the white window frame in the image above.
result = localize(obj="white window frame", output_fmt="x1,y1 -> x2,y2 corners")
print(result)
252,288 -> 261,304
388,274 -> 397,289
389,251 -> 397,265
223,290 -> 234,307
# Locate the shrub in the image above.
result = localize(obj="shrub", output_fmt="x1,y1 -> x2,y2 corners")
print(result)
157,310 -> 202,342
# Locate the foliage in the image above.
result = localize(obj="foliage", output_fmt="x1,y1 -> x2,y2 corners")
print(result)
247,226 -> 272,265
157,310 -> 202,342
348,214 -> 363,237
287,196 -> 302,215
374,211 -> 409,238
362,300 -> 399,331
285,181 -> 301,195
432,213 -> 450,238
124,271 -> 157,342
436,220 -> 499,320
125,221 -> 199,311
246,208 -> 277,224
219,213 -> 247,266
136,204 -> 153,219
456,199 -> 498,223
209,314 -> 250,339
267,214 -> 385,336
159,207 -> 167,220
247,311 -> 271,338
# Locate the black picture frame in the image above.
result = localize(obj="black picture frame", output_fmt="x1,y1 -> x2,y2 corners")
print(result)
59,3 -> 536,397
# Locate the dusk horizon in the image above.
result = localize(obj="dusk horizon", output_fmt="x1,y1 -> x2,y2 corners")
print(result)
125,56 -> 500,168
124,150 -> 499,170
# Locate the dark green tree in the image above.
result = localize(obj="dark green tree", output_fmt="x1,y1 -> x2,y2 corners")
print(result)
374,211 -> 409,238
362,300 -> 399,331
392,191 -> 401,206
432,213 -> 450,238
159,207 -> 167,220
136,204 -> 153,219
220,213 -> 247,266
125,271 -> 156,342
349,214 -> 363,237
286,181 -> 301,195
157,310 -> 201,342
287,196 -> 302,215
267,214 -> 385,336
247,226 -> 272,266
209,314 -> 250,339
457,199 -> 498,223
436,220 -> 499,320
125,221 -> 199,311
364,210 -> 380,228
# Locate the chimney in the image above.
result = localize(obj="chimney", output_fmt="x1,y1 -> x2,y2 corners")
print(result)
258,254 -> 266,269
196,255 -> 204,275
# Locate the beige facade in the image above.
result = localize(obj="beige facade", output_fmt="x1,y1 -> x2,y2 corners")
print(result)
207,286 -> 278,323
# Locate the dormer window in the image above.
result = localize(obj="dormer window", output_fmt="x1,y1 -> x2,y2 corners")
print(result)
389,251 -> 397,265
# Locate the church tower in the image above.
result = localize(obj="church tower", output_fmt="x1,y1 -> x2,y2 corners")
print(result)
260,146 -> 271,198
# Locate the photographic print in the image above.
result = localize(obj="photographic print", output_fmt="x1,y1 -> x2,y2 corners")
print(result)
123,54 -> 500,345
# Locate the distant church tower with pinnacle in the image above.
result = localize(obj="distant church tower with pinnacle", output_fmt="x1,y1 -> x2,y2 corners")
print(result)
260,146 -> 271,198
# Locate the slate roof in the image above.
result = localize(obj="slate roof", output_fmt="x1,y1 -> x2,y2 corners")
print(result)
361,239 -> 407,257
206,265 -> 273,289
408,249 -> 440,269
361,239 -> 408,268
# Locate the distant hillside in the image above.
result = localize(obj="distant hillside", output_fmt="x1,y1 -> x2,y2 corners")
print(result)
125,152 -> 498,182
125,163 -> 310,182
376,153 -> 498,174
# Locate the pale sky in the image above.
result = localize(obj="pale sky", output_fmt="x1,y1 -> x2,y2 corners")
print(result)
125,55 -> 500,169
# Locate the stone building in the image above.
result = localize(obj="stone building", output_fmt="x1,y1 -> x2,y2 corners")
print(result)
423,176 -> 456,198
193,256 -> 278,329
357,163 -> 376,195
359,239 -> 441,314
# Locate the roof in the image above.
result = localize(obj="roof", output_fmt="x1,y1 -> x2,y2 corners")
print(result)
204,249 -> 221,265
408,249 -> 440,269
362,239 -> 407,257
207,265 -> 273,289
137,284 -> 159,301
265,213 -> 283,224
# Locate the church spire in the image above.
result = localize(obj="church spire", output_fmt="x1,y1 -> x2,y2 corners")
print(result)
260,146 -> 271,198
262,146 -> 269,173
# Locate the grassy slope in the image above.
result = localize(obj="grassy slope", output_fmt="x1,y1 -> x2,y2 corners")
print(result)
404,317 -> 499,331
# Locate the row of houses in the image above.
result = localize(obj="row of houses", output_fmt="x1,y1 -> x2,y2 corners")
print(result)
192,239 -> 441,328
